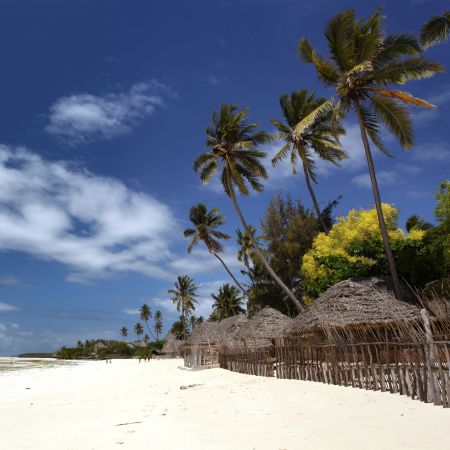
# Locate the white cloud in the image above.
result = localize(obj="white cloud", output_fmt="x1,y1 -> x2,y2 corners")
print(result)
0,275 -> 22,286
194,73 -> 222,86
46,80 -> 175,143
0,302 -> 20,312
351,170 -> 398,189
411,142 -> 450,163
11,323 -> 19,329
168,246 -> 242,275
122,308 -> 140,316
0,145 -> 180,283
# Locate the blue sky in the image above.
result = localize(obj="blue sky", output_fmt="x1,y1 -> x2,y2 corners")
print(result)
0,0 -> 449,355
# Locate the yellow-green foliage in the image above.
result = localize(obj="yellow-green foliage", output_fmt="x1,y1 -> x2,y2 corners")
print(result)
302,204 -> 423,283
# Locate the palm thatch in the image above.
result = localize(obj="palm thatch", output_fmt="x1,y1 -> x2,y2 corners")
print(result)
186,315 -> 247,346
287,277 -> 423,343
161,333 -> 183,355
225,306 -> 293,349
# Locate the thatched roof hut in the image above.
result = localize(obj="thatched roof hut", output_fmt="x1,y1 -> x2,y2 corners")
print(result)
287,277 -> 422,343
226,306 -> 293,349
161,333 -> 183,355
186,315 -> 247,347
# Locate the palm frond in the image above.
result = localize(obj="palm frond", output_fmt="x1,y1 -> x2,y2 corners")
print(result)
298,37 -> 315,63
373,57 -> 444,85
369,94 -> 413,148
420,12 -> 450,48
293,98 -> 335,139
376,34 -> 420,64
271,142 -> 292,167
325,9 -> 356,71
370,88 -> 435,108
359,106 -> 392,156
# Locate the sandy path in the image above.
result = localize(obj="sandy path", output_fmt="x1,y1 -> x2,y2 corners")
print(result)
0,359 -> 448,450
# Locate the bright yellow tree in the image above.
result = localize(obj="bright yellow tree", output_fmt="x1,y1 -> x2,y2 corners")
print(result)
302,204 -> 424,300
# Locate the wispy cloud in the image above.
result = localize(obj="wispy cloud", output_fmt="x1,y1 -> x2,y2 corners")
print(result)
122,308 -> 140,316
411,142 -> 450,163
0,145 -> 179,283
0,302 -> 20,312
351,170 -> 398,189
0,276 -> 22,286
46,80 -> 175,144
194,73 -> 223,86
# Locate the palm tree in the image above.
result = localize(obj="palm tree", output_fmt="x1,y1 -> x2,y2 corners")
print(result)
168,275 -> 198,340
144,334 -> 150,343
297,8 -> 443,299
133,322 -> 144,341
211,284 -> 245,321
420,11 -> 450,48
120,327 -> 128,341
184,203 -> 247,295
139,304 -> 156,341
272,90 -> 347,233
236,226 -> 259,286
154,310 -> 163,340
193,104 -> 304,312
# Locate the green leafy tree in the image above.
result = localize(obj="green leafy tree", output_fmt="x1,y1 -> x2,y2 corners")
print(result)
297,8 -> 443,299
435,180 -> 450,225
120,327 -> 128,341
184,203 -> 247,295
170,319 -> 185,340
302,204 -> 445,300
272,90 -> 347,232
133,323 -> 144,340
405,214 -> 432,232
420,11 -> 450,48
168,275 -> 198,339
246,194 -> 324,315
211,284 -> 245,321
139,304 -> 156,341
194,104 -> 304,311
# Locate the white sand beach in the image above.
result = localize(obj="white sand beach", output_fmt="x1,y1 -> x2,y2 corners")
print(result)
0,358 -> 448,450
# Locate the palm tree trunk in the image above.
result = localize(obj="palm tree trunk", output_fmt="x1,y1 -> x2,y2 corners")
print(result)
227,184 -> 305,312
355,105 -> 402,300
302,162 -> 329,233
213,252 -> 248,296
144,320 -> 156,341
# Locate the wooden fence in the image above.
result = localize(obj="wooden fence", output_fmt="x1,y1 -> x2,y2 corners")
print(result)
219,340 -> 450,408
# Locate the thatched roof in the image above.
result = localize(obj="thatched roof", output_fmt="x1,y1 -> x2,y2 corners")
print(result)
221,307 -> 293,349
161,333 -> 183,354
288,277 -> 421,335
232,306 -> 292,340
186,315 -> 247,346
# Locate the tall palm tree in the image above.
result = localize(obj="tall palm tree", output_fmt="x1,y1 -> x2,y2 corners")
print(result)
154,310 -> 163,340
120,327 -> 128,341
211,284 -> 245,321
184,203 -> 247,295
420,11 -> 450,48
134,322 -> 144,341
139,304 -> 156,341
272,90 -> 347,233
193,104 -> 304,312
297,8 -> 443,299
168,275 -> 198,340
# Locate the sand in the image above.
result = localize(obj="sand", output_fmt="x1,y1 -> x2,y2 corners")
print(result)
0,358 -> 448,450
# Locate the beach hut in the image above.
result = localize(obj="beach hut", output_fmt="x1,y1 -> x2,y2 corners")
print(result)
286,277 -> 423,344
226,306 -> 293,350
184,315 -> 246,368
160,333 -> 183,357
